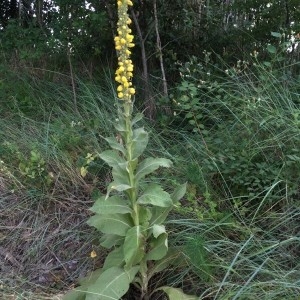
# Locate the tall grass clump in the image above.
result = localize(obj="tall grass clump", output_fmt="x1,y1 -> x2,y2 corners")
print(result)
172,53 -> 300,206
0,67 -> 126,297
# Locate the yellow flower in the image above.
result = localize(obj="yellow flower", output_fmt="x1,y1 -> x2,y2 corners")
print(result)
115,0 -> 135,102
90,250 -> 97,258
129,88 -> 135,95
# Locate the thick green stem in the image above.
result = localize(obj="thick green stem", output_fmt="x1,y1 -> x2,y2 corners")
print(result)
123,101 -> 139,226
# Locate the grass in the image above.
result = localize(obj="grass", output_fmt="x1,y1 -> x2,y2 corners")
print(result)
0,61 -> 300,299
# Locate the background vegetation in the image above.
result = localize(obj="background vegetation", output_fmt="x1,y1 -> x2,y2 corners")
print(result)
0,0 -> 300,299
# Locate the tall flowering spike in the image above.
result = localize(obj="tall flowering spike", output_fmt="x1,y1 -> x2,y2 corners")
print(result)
115,0 -> 135,102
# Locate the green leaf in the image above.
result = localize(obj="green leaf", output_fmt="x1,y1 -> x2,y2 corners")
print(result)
90,195 -> 132,214
63,269 -> 103,300
152,224 -> 166,238
137,184 -> 173,207
146,233 -> 168,261
107,182 -> 132,193
63,288 -> 87,300
267,44 -> 276,54
114,119 -> 126,132
271,31 -> 282,38
131,112 -> 144,125
105,137 -> 125,155
150,248 -> 183,276
99,150 -> 125,168
111,162 -> 131,187
171,183 -> 187,203
136,158 -> 172,182
87,213 -> 133,236
139,206 -> 152,227
131,127 -> 149,159
158,287 -> 198,300
149,206 -> 172,226
86,266 -> 139,300
99,234 -> 124,249
102,246 -> 124,271
124,226 -> 145,268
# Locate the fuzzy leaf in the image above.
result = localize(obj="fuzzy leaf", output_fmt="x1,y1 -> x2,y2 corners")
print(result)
152,224 -> 166,238
150,248 -> 182,276
136,158 -> 172,182
99,150 -> 125,168
102,246 -> 124,271
149,207 -> 172,226
159,287 -> 198,300
105,137 -> 125,155
146,233 -> 168,261
63,269 -> 103,300
107,182 -> 132,193
137,184 -> 173,207
86,266 -> 139,300
62,288 -> 87,300
124,225 -> 145,268
267,44 -> 276,54
131,127 -> 148,159
111,162 -> 131,186
87,213 -> 133,236
99,234 -> 124,249
171,183 -> 187,203
131,113 -> 144,125
90,195 -> 132,214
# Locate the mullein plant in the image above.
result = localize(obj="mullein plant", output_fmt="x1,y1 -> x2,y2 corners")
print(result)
64,1 -> 196,299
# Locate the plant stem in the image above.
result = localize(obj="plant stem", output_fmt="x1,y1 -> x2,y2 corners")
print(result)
123,101 -> 139,226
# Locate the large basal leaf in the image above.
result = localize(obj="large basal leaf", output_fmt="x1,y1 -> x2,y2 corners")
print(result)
63,286 -> 88,300
99,150 -> 125,168
105,137 -> 125,155
63,269 -> 103,300
171,183 -> 187,204
131,127 -> 149,160
146,232 -> 168,261
87,213 -> 133,236
102,246 -> 124,271
137,184 -> 173,207
158,287 -> 198,300
86,266 -> 139,300
124,225 -> 145,268
90,195 -> 132,214
136,157 -> 172,182
99,234 -> 124,249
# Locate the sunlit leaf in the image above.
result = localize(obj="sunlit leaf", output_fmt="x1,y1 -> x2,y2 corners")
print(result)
136,158 -> 172,182
90,195 -> 132,214
99,150 -> 125,167
146,233 -> 168,261
87,213 -> 133,236
99,234 -> 124,249
86,266 -> 139,300
152,224 -> 166,238
158,286 -> 198,300
137,184 -> 173,207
